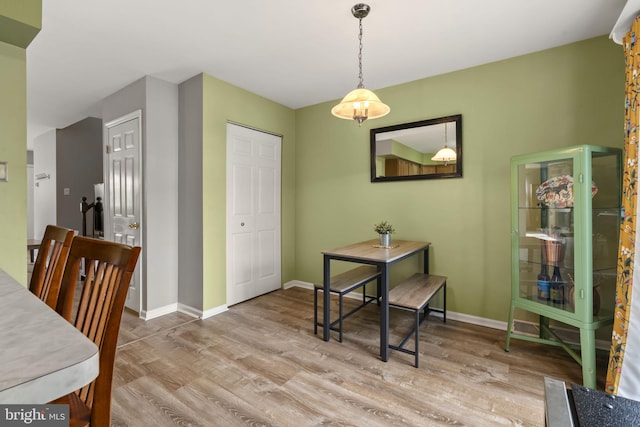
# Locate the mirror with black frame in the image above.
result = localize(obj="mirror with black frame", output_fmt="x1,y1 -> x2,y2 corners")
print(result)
370,114 -> 462,182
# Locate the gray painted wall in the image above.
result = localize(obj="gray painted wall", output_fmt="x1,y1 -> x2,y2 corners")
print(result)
178,75 -> 204,311
33,130 -> 56,239
144,77 -> 179,312
55,117 -> 102,235
101,75 -> 179,317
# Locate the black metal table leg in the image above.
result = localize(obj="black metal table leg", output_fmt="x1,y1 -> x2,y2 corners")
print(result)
323,255 -> 331,341
423,246 -> 429,274
380,263 -> 390,361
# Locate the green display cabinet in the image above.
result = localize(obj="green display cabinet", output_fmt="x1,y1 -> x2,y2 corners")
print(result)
505,145 -> 622,389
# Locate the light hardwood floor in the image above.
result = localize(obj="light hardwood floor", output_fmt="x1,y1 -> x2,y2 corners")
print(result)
110,287 -> 607,426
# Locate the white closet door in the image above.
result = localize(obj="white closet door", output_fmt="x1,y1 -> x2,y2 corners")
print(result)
226,123 -> 281,306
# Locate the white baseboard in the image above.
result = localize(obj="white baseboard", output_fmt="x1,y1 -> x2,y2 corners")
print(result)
284,280 -> 313,290
140,302 -> 229,320
141,303 -> 179,320
175,303 -> 228,319
201,304 -> 228,319
176,303 -> 203,319
439,311 -> 507,331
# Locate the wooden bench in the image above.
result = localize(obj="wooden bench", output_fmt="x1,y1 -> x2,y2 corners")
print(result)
388,273 -> 447,367
314,265 -> 381,342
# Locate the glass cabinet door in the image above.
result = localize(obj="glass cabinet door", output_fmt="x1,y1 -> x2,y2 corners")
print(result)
516,157 -> 575,312
513,147 -> 620,323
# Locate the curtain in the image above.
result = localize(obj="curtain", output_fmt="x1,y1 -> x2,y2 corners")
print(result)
607,16 -> 640,397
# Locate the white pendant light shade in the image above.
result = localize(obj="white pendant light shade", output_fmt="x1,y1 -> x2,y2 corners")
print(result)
431,147 -> 457,163
331,88 -> 390,124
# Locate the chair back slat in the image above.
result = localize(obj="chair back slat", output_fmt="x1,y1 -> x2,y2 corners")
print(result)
29,225 -> 75,309
55,236 -> 141,427
83,263 -> 114,347
77,261 -> 101,336
40,243 -> 62,298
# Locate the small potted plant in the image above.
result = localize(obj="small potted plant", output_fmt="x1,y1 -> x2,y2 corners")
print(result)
373,221 -> 395,247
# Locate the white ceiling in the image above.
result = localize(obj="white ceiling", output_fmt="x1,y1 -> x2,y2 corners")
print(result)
26,0 -> 629,144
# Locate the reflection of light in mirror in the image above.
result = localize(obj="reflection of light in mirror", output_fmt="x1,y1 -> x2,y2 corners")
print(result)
431,147 -> 457,165
431,122 -> 457,165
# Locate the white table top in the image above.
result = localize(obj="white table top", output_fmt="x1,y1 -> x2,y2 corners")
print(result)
0,269 -> 99,403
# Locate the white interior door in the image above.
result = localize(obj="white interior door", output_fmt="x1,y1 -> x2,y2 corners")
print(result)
226,123 -> 281,306
104,111 -> 142,313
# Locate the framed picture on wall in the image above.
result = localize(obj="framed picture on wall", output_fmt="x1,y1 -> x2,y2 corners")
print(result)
0,162 -> 6,182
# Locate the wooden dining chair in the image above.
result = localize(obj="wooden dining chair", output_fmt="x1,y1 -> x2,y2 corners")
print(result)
51,236 -> 141,427
29,225 -> 75,309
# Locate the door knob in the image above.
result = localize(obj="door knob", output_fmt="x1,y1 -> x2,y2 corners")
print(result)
128,222 -> 139,229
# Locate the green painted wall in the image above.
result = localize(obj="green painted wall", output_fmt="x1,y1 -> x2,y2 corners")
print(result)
0,41 -> 27,284
0,0 -> 41,48
294,36 -> 624,322
201,74 -> 296,310
0,0 -> 41,285
390,140 -> 424,164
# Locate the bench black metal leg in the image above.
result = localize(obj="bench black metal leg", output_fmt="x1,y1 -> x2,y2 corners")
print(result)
313,287 -> 318,335
388,274 -> 447,367
338,294 -> 343,343
414,309 -> 420,368
314,273 -> 381,342
443,282 -> 447,323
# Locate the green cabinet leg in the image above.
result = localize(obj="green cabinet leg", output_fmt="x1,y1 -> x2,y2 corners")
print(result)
505,302 -> 515,351
580,329 -> 596,389
539,316 -> 550,340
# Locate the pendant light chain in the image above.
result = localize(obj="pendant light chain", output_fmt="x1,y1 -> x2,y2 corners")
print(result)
330,4 -> 390,124
357,17 -> 364,89
445,122 -> 448,144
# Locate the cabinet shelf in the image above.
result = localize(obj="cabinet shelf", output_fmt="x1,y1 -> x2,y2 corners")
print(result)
517,291 -> 613,319
517,207 -> 621,215
518,206 -> 573,212
518,259 -> 616,272
506,145 -> 622,389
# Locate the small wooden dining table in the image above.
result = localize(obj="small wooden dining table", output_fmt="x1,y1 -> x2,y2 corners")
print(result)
0,268 -> 99,403
321,239 -> 430,361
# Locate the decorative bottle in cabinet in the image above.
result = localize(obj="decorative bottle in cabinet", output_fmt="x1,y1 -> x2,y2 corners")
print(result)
537,262 -> 550,301
505,145 -> 622,389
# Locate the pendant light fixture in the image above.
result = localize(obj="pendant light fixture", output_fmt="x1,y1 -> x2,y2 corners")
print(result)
331,4 -> 390,126
431,122 -> 457,165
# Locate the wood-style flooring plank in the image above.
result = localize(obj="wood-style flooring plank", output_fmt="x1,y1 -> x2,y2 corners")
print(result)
111,287 -> 607,426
